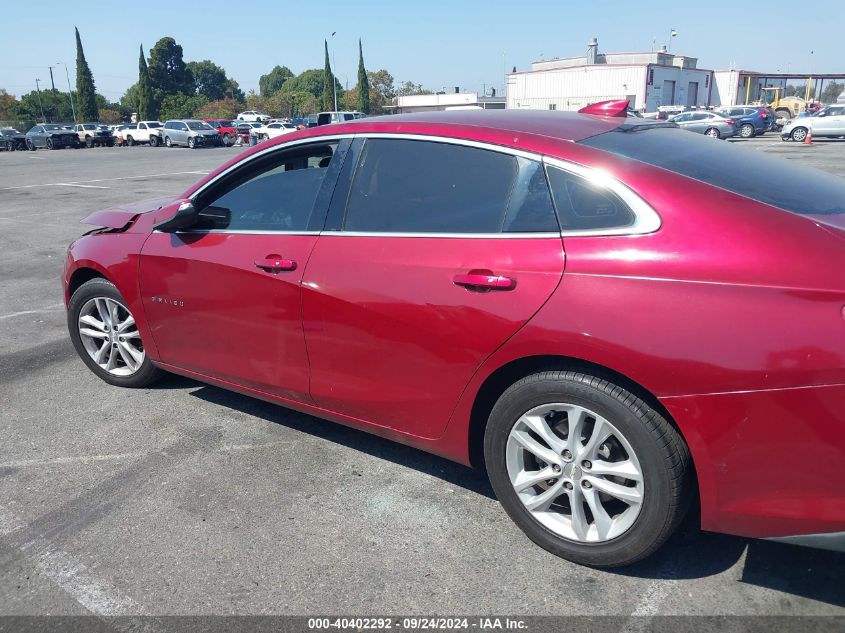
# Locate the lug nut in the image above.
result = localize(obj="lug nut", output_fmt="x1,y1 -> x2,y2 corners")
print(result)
563,481 -> 573,490
582,480 -> 592,489
582,460 -> 592,469
551,464 -> 561,473
562,450 -> 573,461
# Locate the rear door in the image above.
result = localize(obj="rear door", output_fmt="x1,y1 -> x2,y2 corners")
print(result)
139,138 -> 348,400
301,137 -> 565,438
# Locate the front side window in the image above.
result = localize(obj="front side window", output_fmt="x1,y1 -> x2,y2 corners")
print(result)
193,142 -> 338,231
343,139 -> 557,234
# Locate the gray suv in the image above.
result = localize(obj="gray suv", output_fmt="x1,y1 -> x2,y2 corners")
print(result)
161,120 -> 221,148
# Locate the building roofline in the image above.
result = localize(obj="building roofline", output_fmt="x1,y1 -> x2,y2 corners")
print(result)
509,62 -> 714,76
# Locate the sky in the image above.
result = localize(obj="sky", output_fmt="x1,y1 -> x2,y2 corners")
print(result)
1,0 -> 843,102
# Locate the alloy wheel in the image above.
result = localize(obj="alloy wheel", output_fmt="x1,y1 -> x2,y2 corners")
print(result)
791,128 -> 808,142
506,403 -> 644,543
77,297 -> 145,376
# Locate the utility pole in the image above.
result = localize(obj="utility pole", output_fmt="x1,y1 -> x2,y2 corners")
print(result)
57,62 -> 77,123
330,31 -> 338,112
35,78 -> 46,122
48,66 -> 56,91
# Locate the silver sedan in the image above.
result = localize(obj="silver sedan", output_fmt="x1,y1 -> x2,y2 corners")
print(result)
669,111 -> 737,139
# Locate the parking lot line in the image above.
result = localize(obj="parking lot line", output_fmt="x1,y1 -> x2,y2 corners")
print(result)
55,183 -> 110,189
0,170 -> 212,191
0,304 -> 64,321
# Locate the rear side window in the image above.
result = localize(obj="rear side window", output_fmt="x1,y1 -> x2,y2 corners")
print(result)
546,167 -> 635,230
343,139 -> 558,233
582,126 -> 845,215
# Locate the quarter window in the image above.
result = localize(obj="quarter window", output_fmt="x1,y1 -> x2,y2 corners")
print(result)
193,142 -> 338,231
342,139 -> 558,233
546,166 -> 635,230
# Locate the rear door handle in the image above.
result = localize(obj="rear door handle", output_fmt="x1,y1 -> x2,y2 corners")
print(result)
255,257 -> 297,272
453,272 -> 516,291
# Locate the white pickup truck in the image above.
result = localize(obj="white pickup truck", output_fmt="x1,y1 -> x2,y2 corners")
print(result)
119,121 -> 164,146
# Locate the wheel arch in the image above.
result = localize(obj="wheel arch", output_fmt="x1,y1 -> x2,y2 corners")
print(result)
466,354 -> 694,481
67,266 -> 110,301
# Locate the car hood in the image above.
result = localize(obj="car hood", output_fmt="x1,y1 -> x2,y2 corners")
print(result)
80,196 -> 178,229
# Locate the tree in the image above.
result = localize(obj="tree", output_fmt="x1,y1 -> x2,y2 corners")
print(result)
245,89 -> 263,111
356,39 -> 369,114
322,40 -> 335,112
0,89 -> 17,120
265,91 -> 294,117
15,90 -> 75,122
147,37 -> 194,108
187,60 -> 234,101
75,28 -> 98,121
195,98 -> 242,120
367,69 -> 395,112
820,81 -> 844,104
137,45 -> 156,120
158,93 -> 208,120
259,65 -> 294,97
98,109 -> 122,124
280,69 -> 341,101
397,81 -> 432,97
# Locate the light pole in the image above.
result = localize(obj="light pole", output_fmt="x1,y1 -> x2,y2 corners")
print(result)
330,31 -> 338,112
35,78 -> 46,122
668,29 -> 677,52
56,62 -> 77,123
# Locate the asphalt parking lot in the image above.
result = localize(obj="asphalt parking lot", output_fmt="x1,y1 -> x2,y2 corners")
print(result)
1,137 -> 844,623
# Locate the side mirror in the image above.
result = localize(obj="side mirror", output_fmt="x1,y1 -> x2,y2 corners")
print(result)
155,200 -> 198,232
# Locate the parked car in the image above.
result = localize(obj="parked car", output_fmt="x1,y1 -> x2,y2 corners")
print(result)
781,104 -> 845,142
316,111 -> 365,125
161,120 -> 220,148
0,128 -> 26,151
63,105 -> 845,568
715,105 -> 773,138
74,123 -> 114,148
203,119 -> 238,146
255,121 -> 298,140
232,120 -> 253,145
669,111 -> 736,139
25,124 -> 80,149
123,121 -> 164,147
237,110 -> 270,122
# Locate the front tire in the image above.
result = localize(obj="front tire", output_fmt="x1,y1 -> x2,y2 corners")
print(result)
67,278 -> 163,388
164,136 -> 172,147
27,139 -> 36,151
46,137 -> 55,150
791,127 -> 809,142
127,135 -> 135,146
484,371 -> 691,568
149,135 -> 160,147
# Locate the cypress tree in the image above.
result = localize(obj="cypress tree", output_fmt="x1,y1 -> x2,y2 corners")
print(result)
357,39 -> 369,114
74,27 -> 98,122
322,40 -> 335,112
138,45 -> 156,121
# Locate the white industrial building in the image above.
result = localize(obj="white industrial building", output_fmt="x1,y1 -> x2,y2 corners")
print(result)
507,38 -> 714,112
384,91 -> 506,114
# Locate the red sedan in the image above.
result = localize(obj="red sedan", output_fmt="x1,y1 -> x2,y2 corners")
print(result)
63,102 -> 845,567
203,119 -> 238,146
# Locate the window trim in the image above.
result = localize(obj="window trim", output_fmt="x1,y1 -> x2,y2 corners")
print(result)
177,132 -> 660,237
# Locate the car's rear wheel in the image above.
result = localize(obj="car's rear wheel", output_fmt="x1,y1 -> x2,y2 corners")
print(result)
739,123 -> 755,138
791,127 -> 809,142
68,278 -> 163,388
484,371 -> 691,567
704,127 -> 720,139
149,135 -> 160,147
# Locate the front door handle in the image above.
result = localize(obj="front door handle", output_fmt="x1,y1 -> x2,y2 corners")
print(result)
453,272 -> 516,291
255,256 -> 297,272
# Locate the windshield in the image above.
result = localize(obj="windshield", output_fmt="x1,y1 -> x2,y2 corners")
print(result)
187,121 -> 212,130
83,124 -> 97,130
582,126 -> 845,215
44,124 -> 64,131
147,122 -> 162,128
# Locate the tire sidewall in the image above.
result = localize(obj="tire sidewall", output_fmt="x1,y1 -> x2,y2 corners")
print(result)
484,374 -> 679,567
67,278 -> 160,388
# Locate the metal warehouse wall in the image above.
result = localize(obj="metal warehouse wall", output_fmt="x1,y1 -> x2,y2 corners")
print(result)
507,66 -> 647,111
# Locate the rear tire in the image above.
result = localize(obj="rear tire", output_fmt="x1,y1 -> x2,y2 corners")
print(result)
739,123 -> 755,138
484,371 -> 691,568
67,278 -> 164,388
704,127 -> 720,139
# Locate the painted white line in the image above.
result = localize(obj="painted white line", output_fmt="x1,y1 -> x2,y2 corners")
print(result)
0,304 -> 64,320
0,170 -> 211,191
619,580 -> 672,632
55,183 -> 110,189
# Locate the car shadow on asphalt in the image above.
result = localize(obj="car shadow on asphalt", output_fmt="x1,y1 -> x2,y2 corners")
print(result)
181,378 -> 845,607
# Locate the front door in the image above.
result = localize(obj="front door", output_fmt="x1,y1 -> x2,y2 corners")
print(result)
301,138 -> 565,438
139,139 -> 346,400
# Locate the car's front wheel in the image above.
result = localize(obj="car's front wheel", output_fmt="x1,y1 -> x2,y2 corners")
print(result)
67,278 -> 163,388
484,371 -> 691,567
739,123 -> 755,138
791,127 -> 809,142
164,136 -> 172,147
149,135 -> 160,147
187,136 -> 196,149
